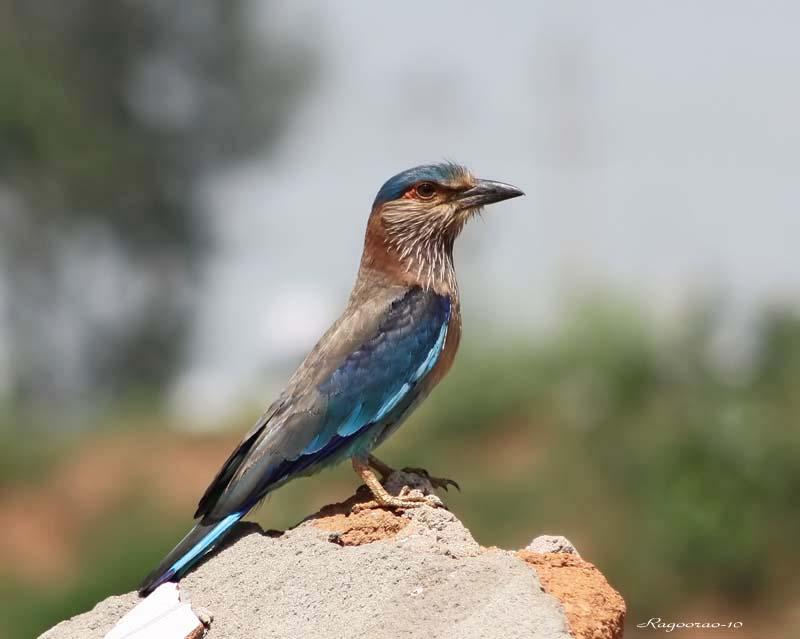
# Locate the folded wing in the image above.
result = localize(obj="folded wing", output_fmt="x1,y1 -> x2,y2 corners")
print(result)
196,286 -> 451,521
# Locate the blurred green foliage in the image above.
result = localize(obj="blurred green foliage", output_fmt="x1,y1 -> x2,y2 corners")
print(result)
2,299 -> 799,638
0,0 -> 313,407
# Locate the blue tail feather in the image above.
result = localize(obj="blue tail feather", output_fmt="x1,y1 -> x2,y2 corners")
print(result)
138,511 -> 244,596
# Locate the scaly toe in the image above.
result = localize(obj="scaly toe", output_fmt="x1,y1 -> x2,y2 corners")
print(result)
351,500 -> 380,513
422,494 -> 444,508
351,492 -> 442,513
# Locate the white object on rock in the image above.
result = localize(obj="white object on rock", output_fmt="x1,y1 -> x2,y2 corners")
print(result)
525,535 -> 581,557
104,583 -> 204,639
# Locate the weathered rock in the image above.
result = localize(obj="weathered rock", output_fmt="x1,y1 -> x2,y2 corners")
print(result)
525,535 -> 581,557
41,478 -> 624,639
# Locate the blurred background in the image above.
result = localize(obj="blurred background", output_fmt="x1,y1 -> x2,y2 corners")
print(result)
1,1 -> 798,637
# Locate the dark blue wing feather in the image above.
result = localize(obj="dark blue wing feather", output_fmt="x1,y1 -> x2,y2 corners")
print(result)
199,287 -> 451,519
305,292 -> 449,451
259,288 -> 450,487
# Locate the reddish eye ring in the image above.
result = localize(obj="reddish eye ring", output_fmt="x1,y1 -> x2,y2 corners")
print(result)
414,182 -> 436,199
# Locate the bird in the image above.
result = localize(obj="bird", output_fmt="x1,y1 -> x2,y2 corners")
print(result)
138,162 -> 523,596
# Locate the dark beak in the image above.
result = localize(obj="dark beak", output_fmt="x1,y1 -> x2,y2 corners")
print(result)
457,179 -> 524,209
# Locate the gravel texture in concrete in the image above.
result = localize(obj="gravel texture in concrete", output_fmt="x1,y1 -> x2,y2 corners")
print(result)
42,478 -> 573,639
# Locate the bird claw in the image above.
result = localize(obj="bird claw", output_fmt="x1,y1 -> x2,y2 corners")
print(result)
353,457 -> 452,513
401,467 -> 461,492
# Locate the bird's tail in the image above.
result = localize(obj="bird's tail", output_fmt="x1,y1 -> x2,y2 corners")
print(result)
138,511 -> 244,596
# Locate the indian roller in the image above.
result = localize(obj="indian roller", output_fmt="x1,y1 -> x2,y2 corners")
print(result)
139,163 -> 523,596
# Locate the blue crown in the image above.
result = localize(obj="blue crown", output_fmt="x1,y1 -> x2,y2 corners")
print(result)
373,163 -> 467,207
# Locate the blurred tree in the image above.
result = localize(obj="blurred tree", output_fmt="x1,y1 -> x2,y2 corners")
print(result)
0,0 -> 312,412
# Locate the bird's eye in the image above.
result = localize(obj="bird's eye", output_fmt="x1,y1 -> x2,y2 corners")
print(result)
415,182 -> 437,199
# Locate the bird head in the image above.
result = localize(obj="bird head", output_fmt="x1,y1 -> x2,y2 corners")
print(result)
371,163 -> 524,252
361,163 -> 523,291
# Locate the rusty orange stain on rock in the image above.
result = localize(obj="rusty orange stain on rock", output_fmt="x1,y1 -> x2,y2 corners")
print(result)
308,488 -> 410,545
518,550 -> 626,639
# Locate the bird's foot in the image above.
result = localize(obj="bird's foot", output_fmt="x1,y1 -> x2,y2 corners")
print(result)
352,457 -> 445,512
352,486 -> 444,513
401,467 -> 460,492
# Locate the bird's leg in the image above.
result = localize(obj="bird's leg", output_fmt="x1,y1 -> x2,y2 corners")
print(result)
351,457 -> 442,512
368,454 -> 460,492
